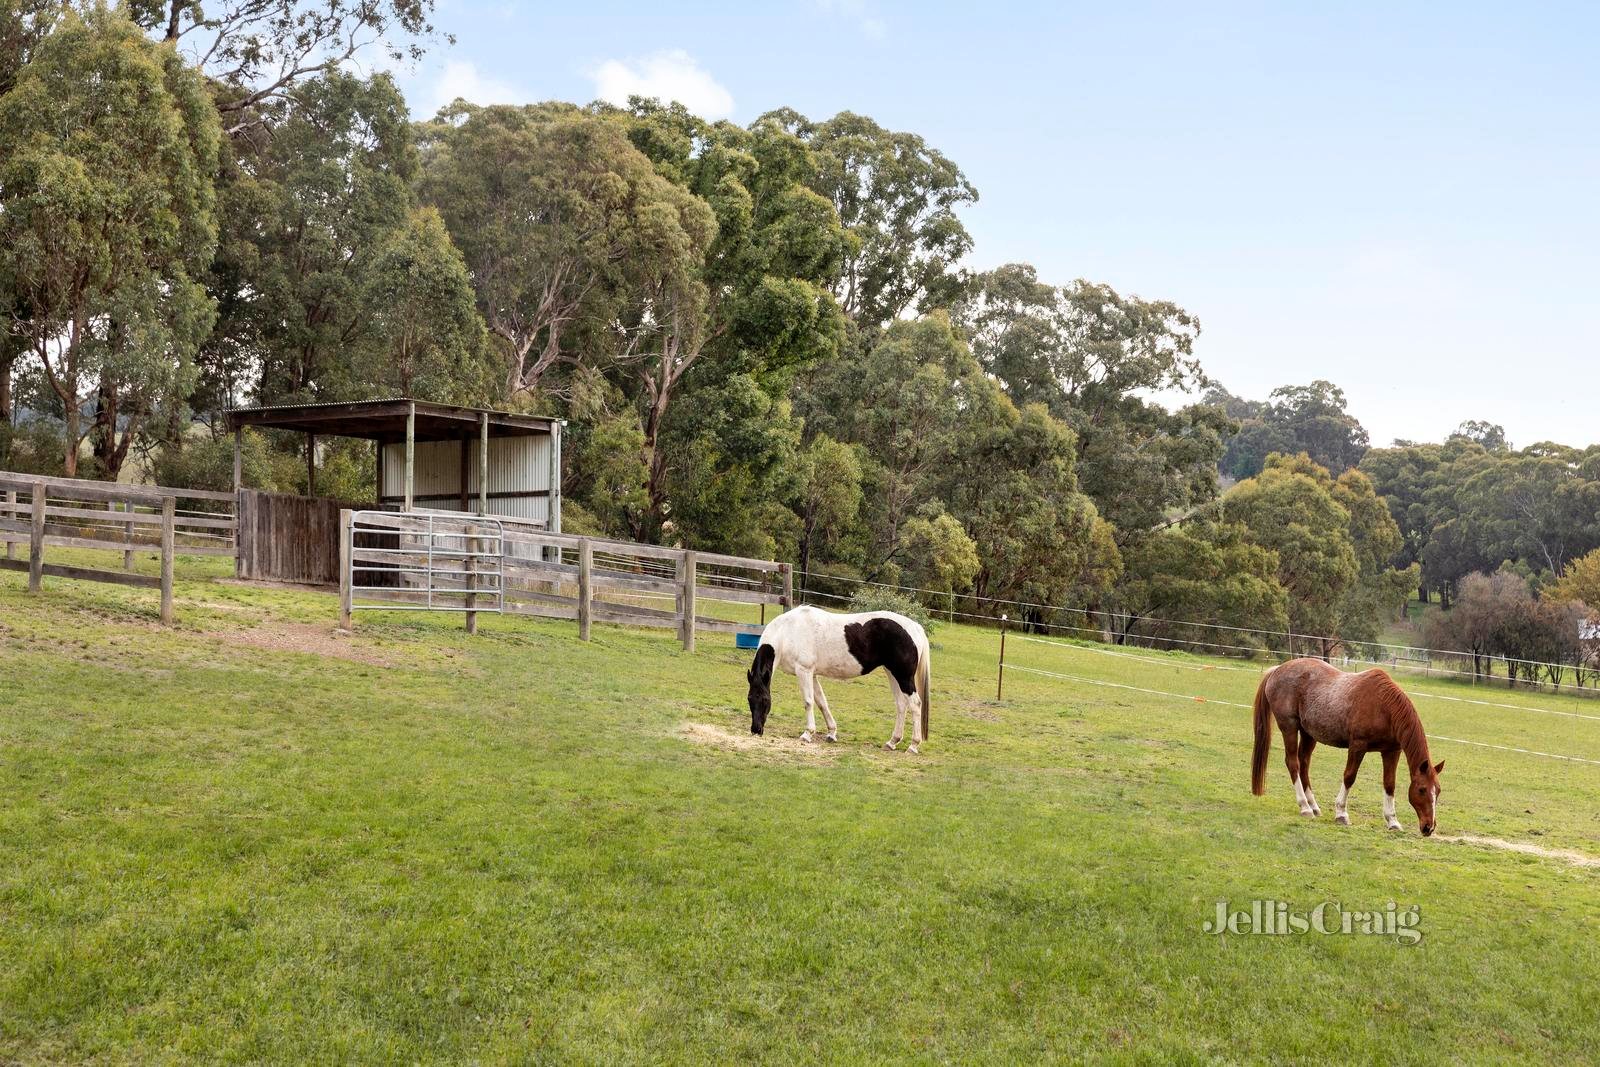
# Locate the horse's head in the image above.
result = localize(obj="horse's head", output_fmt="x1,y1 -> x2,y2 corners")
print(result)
746,644 -> 775,735
1407,759 -> 1446,835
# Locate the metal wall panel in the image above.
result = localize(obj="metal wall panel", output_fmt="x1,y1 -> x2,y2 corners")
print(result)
381,434 -> 552,524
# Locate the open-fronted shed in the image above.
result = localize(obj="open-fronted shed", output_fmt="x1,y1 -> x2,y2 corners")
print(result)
225,398 -> 563,583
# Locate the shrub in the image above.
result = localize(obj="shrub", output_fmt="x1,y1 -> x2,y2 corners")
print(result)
844,586 -> 937,633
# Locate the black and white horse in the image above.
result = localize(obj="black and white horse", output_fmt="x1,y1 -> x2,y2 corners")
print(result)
746,605 -> 932,752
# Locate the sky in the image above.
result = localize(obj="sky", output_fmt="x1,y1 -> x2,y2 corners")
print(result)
384,1 -> 1600,449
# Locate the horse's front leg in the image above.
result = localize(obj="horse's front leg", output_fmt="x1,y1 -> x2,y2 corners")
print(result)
883,675 -> 906,751
796,668 -> 818,743
813,679 -> 838,742
1381,749 -> 1402,830
1335,745 -> 1367,825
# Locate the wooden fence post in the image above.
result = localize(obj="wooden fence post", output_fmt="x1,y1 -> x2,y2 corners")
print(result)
780,562 -> 793,609
28,481 -> 45,593
338,509 -> 353,629
681,550 -> 697,652
123,501 -> 135,570
4,489 -> 15,561
577,538 -> 592,641
159,497 -> 175,623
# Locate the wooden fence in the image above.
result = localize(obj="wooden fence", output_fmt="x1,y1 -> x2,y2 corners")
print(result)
0,473 -> 236,622
236,489 -> 366,585
339,509 -> 791,648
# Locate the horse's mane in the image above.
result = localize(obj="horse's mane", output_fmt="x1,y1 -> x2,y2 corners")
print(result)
1361,671 -> 1432,770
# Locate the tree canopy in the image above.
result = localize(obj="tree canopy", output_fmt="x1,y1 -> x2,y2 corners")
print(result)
3,12 -> 1590,664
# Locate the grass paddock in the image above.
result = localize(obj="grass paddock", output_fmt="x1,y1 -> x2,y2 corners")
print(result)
3,557 -> 1599,1062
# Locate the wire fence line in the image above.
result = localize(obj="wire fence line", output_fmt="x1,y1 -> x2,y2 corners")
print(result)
796,570 -> 1600,699
997,661 -> 1600,769
1015,634 -> 1600,724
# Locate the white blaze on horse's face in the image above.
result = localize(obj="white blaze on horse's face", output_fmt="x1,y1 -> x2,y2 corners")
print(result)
1409,759 -> 1445,836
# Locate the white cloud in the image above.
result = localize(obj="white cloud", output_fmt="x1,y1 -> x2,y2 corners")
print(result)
422,60 -> 528,117
589,50 -> 734,119
815,0 -> 886,39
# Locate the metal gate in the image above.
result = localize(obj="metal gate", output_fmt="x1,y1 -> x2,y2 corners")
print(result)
345,510 -> 505,614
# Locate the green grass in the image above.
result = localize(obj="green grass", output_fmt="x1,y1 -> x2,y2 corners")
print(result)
3,556 -> 1600,1062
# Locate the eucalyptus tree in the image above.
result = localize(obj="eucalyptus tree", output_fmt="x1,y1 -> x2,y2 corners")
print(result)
599,99 -> 850,542
128,0 -> 441,137
1111,520 -> 1289,652
1226,452 -> 1415,650
801,311 -> 1114,609
759,107 -> 976,329
0,6 -> 220,474
237,72 -> 417,403
418,103 -> 713,410
344,207 -> 493,404
954,264 -> 1224,545
1225,453 -> 1361,646
1215,379 -> 1370,479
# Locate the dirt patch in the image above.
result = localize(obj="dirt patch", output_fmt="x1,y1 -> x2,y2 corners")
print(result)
679,721 -> 842,762
222,622 -> 411,668
1440,834 -> 1600,869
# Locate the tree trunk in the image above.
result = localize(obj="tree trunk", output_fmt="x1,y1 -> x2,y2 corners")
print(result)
64,401 -> 80,476
92,377 -> 119,478
0,353 -> 12,428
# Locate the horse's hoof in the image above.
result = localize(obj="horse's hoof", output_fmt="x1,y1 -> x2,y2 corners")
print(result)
824,732 -> 838,743
1299,808 -> 1315,817
800,731 -> 814,743
907,744 -> 919,754
883,740 -> 898,751
1335,813 -> 1350,826
1386,820 -> 1402,831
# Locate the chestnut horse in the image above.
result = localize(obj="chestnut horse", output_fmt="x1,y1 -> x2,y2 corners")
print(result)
1251,658 -> 1445,835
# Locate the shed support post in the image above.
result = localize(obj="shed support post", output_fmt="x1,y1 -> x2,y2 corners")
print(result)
123,501 -> 134,570
338,509 -> 353,629
232,427 -> 242,492
680,550 -> 697,652
549,420 -> 562,533
404,402 -> 415,512
4,489 -> 16,561
306,432 -> 316,497
577,538 -> 592,641
159,497 -> 175,624
780,562 -> 793,610
28,481 -> 45,593
479,412 -> 489,516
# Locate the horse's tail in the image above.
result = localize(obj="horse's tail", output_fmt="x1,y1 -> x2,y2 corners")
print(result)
917,641 -> 931,739
1251,674 -> 1273,796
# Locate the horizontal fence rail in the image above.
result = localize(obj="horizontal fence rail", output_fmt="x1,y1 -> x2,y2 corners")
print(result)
339,509 -> 792,647
0,474 -> 229,623
0,470 -> 237,559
